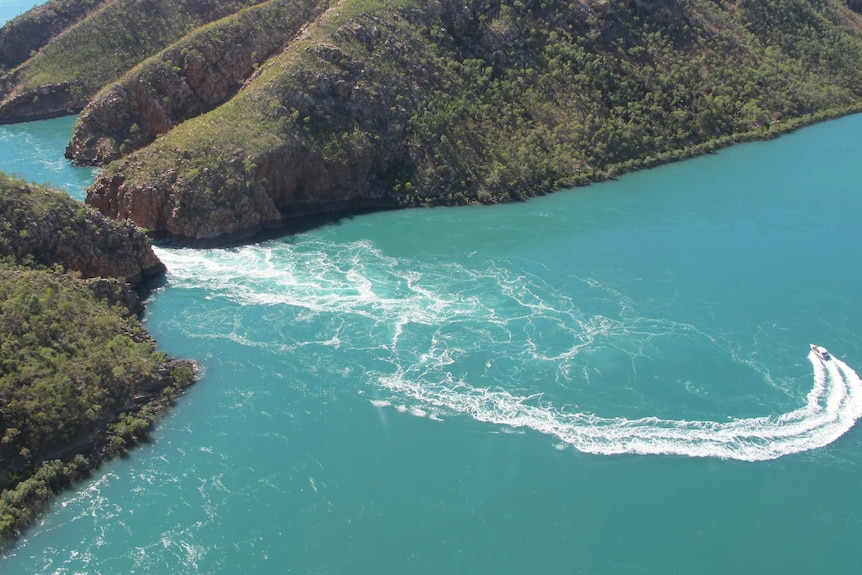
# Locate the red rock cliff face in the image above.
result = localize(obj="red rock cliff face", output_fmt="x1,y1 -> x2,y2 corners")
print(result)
66,0 -> 324,165
86,14 -> 415,244
84,0 -> 862,245
0,176 -> 165,284
0,0 -> 269,124
87,136 -> 401,243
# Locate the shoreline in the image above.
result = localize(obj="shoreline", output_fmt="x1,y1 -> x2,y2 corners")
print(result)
559,103 -> 862,189
1,99 -> 859,551
125,102 -> 862,248
0,353 -> 198,549
427,101 -> 862,204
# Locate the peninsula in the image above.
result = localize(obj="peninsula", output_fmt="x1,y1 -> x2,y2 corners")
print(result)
0,173 -> 195,545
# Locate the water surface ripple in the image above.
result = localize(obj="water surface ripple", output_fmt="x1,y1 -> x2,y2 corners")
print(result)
2,97 -> 862,573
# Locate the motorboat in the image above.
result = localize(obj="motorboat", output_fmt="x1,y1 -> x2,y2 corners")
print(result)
810,344 -> 831,361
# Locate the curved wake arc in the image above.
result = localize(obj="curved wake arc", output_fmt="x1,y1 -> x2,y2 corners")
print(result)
154,245 -> 861,462
379,351 -> 862,461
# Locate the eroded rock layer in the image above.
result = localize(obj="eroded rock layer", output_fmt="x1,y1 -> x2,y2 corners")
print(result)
0,173 -> 164,284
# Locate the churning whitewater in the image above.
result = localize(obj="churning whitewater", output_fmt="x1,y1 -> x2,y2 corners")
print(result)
154,240 -> 862,462
6,110 -> 862,575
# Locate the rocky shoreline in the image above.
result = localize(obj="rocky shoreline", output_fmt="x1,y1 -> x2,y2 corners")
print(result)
82,0 -> 862,245
0,174 -> 197,547
4,0 -> 862,245
89,100 -> 862,247
0,353 -> 198,549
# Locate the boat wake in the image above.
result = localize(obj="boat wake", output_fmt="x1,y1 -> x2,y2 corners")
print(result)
378,351 -> 862,461
155,242 -> 862,462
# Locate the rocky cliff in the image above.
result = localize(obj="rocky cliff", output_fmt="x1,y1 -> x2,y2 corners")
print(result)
0,0 -> 103,73
85,0 -> 862,243
67,0 -> 326,165
6,0 -> 862,243
0,80 -> 84,123
0,173 -> 164,284
0,0 -> 266,123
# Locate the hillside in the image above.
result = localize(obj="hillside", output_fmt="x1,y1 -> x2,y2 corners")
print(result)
0,173 -> 193,545
0,0 -> 266,122
66,0 -> 327,164
0,172 -> 163,283
0,0 -> 103,72
4,0 -> 862,243
83,0 -> 862,243
0,264 -> 196,544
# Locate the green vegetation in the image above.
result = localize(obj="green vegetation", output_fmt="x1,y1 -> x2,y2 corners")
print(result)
67,0 -> 327,164
86,0 -> 862,242
0,263 -> 193,545
0,173 -> 193,546
0,265 -> 162,473
0,0 -> 266,117
0,0 -> 103,72
0,172 -> 163,281
6,0 -> 862,240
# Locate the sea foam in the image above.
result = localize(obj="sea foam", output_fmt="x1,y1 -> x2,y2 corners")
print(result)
155,242 -> 862,461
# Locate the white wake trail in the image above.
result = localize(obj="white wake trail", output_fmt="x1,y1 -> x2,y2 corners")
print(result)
155,244 -> 862,461
380,351 -> 862,461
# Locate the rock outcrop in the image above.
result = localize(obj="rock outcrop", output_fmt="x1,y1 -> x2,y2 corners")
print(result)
89,134 -> 400,242
0,0 -> 103,72
0,174 -> 164,284
0,80 -> 85,123
67,0 -> 325,165
0,0 -> 266,124
86,276 -> 145,316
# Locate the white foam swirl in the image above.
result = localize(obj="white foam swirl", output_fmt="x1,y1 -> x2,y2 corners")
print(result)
155,241 -> 862,461
377,352 -> 862,461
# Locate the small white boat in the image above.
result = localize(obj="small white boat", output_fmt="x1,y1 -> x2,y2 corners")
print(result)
810,344 -> 831,361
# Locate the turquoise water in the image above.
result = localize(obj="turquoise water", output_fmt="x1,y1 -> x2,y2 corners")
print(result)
0,0 -> 37,25
0,115 -> 97,199
2,46 -> 862,573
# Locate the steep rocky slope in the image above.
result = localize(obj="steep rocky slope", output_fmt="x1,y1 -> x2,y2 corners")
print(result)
0,0 -> 103,72
85,0 -> 862,243
0,173 -> 163,284
66,0 -> 327,165
0,0 -> 266,123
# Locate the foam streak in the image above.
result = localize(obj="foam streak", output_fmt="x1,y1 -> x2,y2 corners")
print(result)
379,352 -> 862,461
156,243 -> 862,461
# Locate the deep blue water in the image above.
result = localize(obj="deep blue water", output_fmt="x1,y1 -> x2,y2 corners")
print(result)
2,6 -> 862,569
